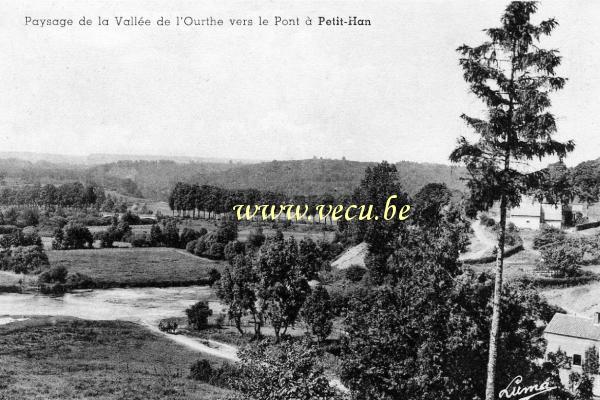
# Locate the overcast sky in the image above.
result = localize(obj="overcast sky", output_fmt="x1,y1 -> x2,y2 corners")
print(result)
1,1 -> 599,166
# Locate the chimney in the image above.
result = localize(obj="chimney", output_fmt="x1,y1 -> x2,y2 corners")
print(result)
595,312 -> 600,325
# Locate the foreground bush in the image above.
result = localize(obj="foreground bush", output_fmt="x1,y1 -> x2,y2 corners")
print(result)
533,225 -> 567,249
232,339 -> 340,400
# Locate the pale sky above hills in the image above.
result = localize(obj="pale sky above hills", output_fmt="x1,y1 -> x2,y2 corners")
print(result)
1,1 -> 599,166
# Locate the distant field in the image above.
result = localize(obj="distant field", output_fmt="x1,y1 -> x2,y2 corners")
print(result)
47,247 -> 224,288
0,317 -> 231,400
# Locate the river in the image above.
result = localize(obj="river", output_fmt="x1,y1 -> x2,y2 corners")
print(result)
0,286 -> 238,360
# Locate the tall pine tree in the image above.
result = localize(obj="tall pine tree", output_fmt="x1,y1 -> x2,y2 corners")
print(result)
450,2 -> 574,399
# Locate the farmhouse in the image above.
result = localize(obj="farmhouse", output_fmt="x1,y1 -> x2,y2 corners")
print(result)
544,313 -> 600,395
489,195 -> 563,229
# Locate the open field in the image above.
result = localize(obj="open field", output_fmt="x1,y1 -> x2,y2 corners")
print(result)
542,282 -> 600,316
0,316 -> 232,399
47,247 -> 225,288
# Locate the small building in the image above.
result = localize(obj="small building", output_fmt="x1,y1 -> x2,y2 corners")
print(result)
508,196 -> 543,230
488,195 -> 564,229
544,313 -> 600,395
541,203 -> 562,229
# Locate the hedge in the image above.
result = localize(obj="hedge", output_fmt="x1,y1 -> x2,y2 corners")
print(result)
462,244 -> 524,265
575,220 -> 600,231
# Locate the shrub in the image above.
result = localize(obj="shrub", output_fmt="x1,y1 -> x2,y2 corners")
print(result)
38,265 -> 68,284
40,282 -> 66,295
9,245 -> 50,274
186,301 -> 213,330
0,225 -> 18,235
207,242 -> 225,259
208,268 -> 221,285
224,240 -> 245,261
66,272 -> 96,289
130,233 -> 151,247
180,228 -> 202,249
247,227 -> 266,249
533,225 -> 566,249
345,264 -> 366,282
189,359 -> 213,382
120,211 -> 141,225
185,239 -> 198,253
215,313 -> 226,328
539,238 -> 585,278
16,208 -> 39,227
158,319 -> 179,334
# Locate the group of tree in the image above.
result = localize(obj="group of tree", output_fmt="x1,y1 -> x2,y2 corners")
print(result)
0,226 -> 49,274
52,223 -> 94,250
0,182 -> 105,210
216,230 -> 330,342
185,219 -> 239,259
169,182 -> 344,223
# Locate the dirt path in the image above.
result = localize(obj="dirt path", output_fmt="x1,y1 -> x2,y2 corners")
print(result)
460,220 -> 497,260
144,321 -> 239,361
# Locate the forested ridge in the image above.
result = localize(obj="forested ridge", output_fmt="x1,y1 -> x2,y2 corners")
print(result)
3,156 -> 600,204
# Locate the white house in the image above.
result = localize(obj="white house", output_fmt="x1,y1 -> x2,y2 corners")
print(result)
544,313 -> 600,395
488,195 -> 563,229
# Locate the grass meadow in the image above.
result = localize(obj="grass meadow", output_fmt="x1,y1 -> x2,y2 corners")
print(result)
0,316 -> 231,399
47,247 -> 225,288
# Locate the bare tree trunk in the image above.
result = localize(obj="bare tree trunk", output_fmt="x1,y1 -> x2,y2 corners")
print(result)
485,194 -> 508,400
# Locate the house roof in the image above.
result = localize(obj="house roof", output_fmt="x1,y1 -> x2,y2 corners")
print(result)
545,313 -> 600,341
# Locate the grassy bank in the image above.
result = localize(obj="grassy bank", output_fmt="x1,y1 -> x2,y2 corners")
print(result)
47,247 -> 224,289
0,317 -> 233,399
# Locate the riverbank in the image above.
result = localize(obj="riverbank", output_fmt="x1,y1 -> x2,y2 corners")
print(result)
0,316 -> 232,399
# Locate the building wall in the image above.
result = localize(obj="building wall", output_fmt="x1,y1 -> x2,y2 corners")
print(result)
545,333 -> 600,396
509,215 -> 541,230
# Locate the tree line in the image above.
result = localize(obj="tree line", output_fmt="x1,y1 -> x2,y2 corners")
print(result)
0,182 -> 106,209
169,182 -> 341,222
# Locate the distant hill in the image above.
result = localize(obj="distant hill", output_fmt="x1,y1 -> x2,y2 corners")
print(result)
192,159 -> 467,197
0,155 -> 468,200
0,152 -> 261,166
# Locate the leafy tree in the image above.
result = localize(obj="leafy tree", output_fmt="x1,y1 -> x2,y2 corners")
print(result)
345,161 -> 410,283
413,183 -> 452,227
450,3 -> 574,398
162,220 -> 180,247
539,238 -> 584,277
54,223 -> 93,249
301,284 -> 333,343
247,227 -> 266,250
254,236 -> 311,342
216,255 -> 257,335
215,217 -> 238,244
186,301 -> 213,330
179,227 -> 201,248
149,223 -> 163,246
8,245 -> 50,274
223,240 -> 245,262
